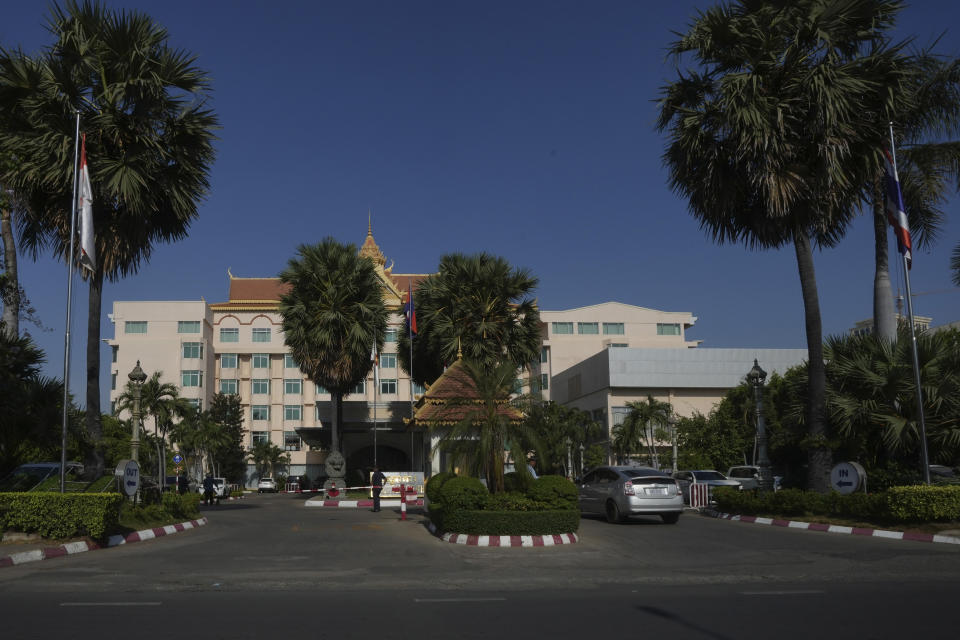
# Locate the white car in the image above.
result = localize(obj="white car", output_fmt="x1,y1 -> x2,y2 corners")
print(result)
727,465 -> 762,491
257,477 -> 278,493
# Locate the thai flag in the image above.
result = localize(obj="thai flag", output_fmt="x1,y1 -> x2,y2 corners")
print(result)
882,148 -> 912,269
405,282 -> 417,335
78,134 -> 96,272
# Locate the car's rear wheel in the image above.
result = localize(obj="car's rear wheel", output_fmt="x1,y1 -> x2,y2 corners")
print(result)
605,500 -> 623,524
660,512 -> 680,524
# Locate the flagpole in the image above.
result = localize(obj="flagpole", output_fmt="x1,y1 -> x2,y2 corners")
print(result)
888,123 -> 931,485
407,280 -> 417,472
60,113 -> 81,493
373,332 -> 377,468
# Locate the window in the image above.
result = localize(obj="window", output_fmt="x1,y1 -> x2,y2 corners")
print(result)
552,322 -> 573,335
602,322 -> 625,335
350,380 -> 366,395
578,322 -> 599,335
220,379 -> 238,395
380,378 -> 397,394
315,383 -> 327,395
178,320 -> 201,334
284,431 -> 301,451
253,353 -> 269,369
252,327 -> 271,343
611,406 -> 630,426
608,343 -> 628,348
413,382 -> 425,396
220,353 -> 237,369
125,321 -> 147,334
540,346 -> 548,363
112,345 -> 118,363
186,398 -> 202,411
284,379 -> 301,394
252,431 -> 269,445
181,370 -> 202,387
220,327 -> 239,342
111,401 -> 116,415
512,379 -> 523,394
182,342 -> 203,359
252,378 -> 270,395
385,329 -> 398,343
540,373 -> 549,391
252,405 -> 269,421
284,354 -> 297,368
111,373 -> 116,391
657,323 -> 681,336
284,405 -> 302,421
379,353 -> 397,369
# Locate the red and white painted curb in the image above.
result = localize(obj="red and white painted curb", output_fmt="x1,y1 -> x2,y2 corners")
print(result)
305,498 -> 424,508
709,510 -> 960,545
427,522 -> 578,546
0,517 -> 208,568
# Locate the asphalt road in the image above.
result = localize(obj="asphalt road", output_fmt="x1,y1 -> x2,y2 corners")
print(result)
1,493 -> 958,638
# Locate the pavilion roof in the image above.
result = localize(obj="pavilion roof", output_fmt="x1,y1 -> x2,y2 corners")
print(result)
406,359 -> 524,428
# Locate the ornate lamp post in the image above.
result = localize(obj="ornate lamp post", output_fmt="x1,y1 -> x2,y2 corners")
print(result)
746,359 -> 774,492
128,360 -> 147,463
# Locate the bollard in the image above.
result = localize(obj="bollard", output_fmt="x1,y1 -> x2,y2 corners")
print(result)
400,483 -> 407,521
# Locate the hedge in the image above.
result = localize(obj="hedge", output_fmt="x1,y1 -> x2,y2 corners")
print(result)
425,471 -> 457,503
439,508 -> 580,536
0,492 -> 124,540
713,485 -> 960,523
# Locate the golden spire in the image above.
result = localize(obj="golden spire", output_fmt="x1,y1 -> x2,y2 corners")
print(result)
359,211 -> 386,267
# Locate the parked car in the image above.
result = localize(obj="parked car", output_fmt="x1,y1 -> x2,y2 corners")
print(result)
0,462 -> 84,492
727,465 -> 762,490
673,470 -> 742,504
577,466 -> 683,524
258,477 -> 278,493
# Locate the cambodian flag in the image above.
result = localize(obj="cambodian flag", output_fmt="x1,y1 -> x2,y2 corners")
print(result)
882,148 -> 912,269
405,282 -> 417,335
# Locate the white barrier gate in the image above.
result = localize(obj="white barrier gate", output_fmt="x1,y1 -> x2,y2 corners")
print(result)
690,483 -> 710,509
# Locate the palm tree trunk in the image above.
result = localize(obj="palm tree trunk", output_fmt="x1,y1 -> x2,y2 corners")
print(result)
85,269 -> 105,478
872,187 -> 897,342
330,393 -> 340,452
793,231 -> 831,492
1,207 -> 19,339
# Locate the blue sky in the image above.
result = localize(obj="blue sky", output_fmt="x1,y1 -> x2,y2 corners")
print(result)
3,1 -> 960,407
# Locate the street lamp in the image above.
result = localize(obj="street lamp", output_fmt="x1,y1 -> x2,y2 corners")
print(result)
746,359 -> 774,492
128,360 -> 147,463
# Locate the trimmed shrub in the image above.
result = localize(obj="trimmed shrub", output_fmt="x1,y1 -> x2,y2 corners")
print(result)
0,492 -> 123,540
425,471 -> 457,504
441,509 -> 580,536
485,491 -> 538,511
527,475 -> 578,510
886,485 -> 960,522
161,491 -> 201,519
437,476 -> 488,511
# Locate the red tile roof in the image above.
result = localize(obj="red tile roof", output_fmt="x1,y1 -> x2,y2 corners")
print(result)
409,359 -> 524,426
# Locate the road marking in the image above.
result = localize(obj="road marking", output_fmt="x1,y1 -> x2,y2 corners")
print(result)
60,602 -> 163,607
739,590 -> 824,596
414,597 -> 507,603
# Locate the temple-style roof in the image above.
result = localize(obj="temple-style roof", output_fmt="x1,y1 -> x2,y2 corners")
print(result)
209,223 -> 432,311
406,358 -> 524,428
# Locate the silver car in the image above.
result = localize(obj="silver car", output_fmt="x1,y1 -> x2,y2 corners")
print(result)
578,466 -> 683,524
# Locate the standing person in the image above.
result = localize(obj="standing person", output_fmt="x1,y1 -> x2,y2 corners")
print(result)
202,473 -> 215,506
526,458 -> 538,479
177,474 -> 189,496
371,466 -> 387,512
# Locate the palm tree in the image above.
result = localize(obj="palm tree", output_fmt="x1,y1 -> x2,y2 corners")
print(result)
620,396 -> 673,469
0,1 -> 218,478
398,253 -> 541,387
116,372 -> 191,488
523,401 -> 601,477
279,238 -> 388,454
658,0 -> 905,491
870,53 -> 960,340
247,441 -> 290,480
432,359 -> 541,494
824,328 -> 960,466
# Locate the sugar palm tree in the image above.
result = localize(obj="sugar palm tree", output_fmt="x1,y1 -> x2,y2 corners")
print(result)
398,252 -> 541,387
658,0 -> 905,491
870,53 -> 960,340
0,1 -> 217,478
279,238 -> 388,454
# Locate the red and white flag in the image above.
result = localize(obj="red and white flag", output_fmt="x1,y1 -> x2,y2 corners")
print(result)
881,148 -> 912,269
78,134 -> 96,272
